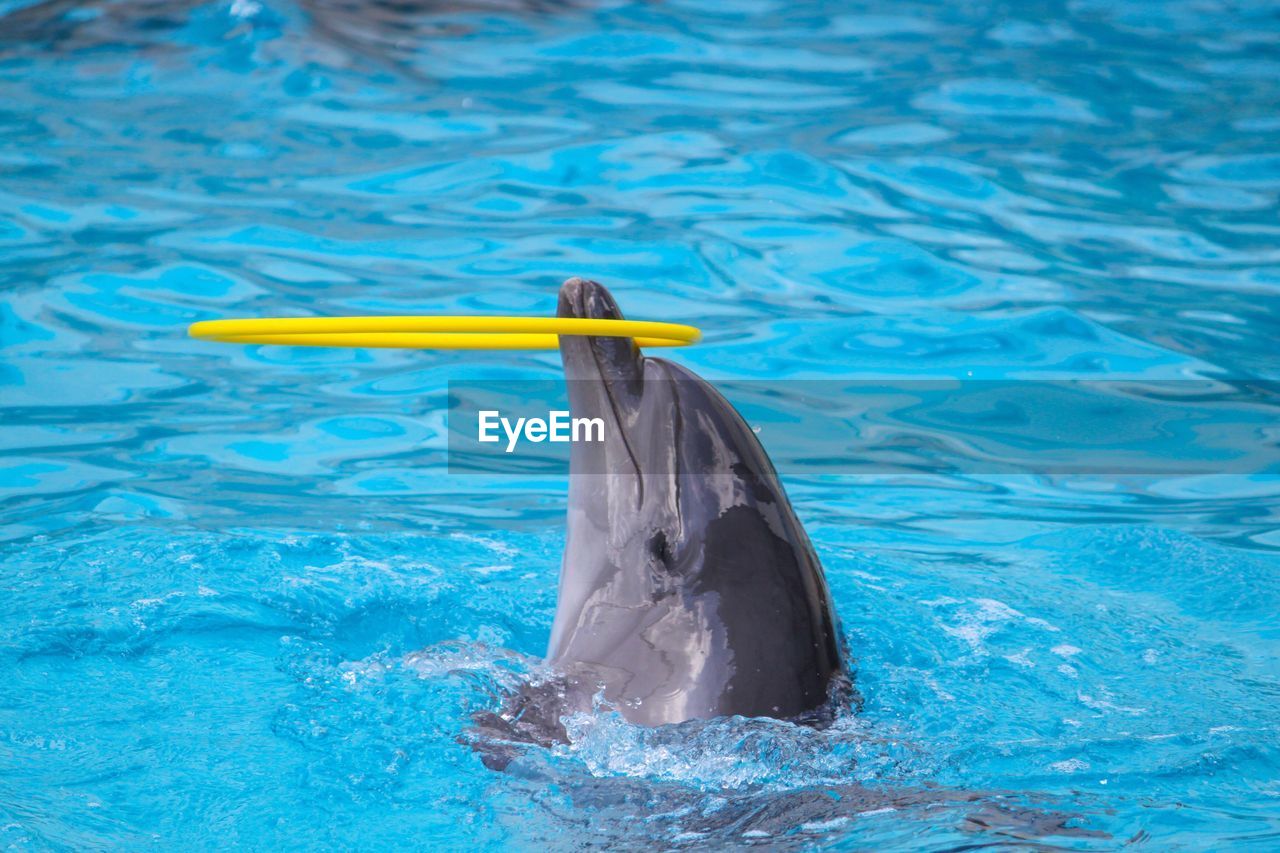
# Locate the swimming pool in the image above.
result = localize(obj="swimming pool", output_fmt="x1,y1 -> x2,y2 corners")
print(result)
3,0 -> 1279,847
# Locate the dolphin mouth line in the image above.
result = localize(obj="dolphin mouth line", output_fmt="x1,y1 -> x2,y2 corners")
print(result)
584,333 -> 645,498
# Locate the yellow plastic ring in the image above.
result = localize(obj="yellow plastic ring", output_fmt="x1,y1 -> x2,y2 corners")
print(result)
187,316 -> 702,350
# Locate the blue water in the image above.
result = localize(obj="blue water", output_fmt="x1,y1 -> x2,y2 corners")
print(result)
3,0 -> 1280,848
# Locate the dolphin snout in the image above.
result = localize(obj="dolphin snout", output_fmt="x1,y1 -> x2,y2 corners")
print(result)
558,277 -> 625,321
556,277 -> 643,389
555,278 -> 646,475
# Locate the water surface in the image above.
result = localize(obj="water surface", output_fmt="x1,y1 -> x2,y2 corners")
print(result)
3,0 -> 1280,848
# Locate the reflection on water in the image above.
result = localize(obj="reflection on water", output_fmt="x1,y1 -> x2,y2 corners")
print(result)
2,0 -> 1279,848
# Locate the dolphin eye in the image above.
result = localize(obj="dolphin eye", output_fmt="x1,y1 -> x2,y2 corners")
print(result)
646,531 -> 679,601
648,531 -> 673,569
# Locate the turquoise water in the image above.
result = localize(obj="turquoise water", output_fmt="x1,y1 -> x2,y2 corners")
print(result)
3,0 -> 1280,848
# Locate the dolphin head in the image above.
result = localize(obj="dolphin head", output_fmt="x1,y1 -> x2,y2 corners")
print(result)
550,277 -> 846,727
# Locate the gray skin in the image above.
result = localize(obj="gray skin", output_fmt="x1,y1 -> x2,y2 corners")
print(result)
546,277 -> 846,727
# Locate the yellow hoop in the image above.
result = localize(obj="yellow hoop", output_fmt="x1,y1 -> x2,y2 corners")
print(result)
188,316 -> 702,350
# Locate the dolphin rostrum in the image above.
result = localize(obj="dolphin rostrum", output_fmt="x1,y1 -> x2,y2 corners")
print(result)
545,277 -> 848,728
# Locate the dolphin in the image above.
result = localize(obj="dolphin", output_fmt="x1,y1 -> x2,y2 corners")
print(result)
545,277 -> 848,727
472,278 -> 848,754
